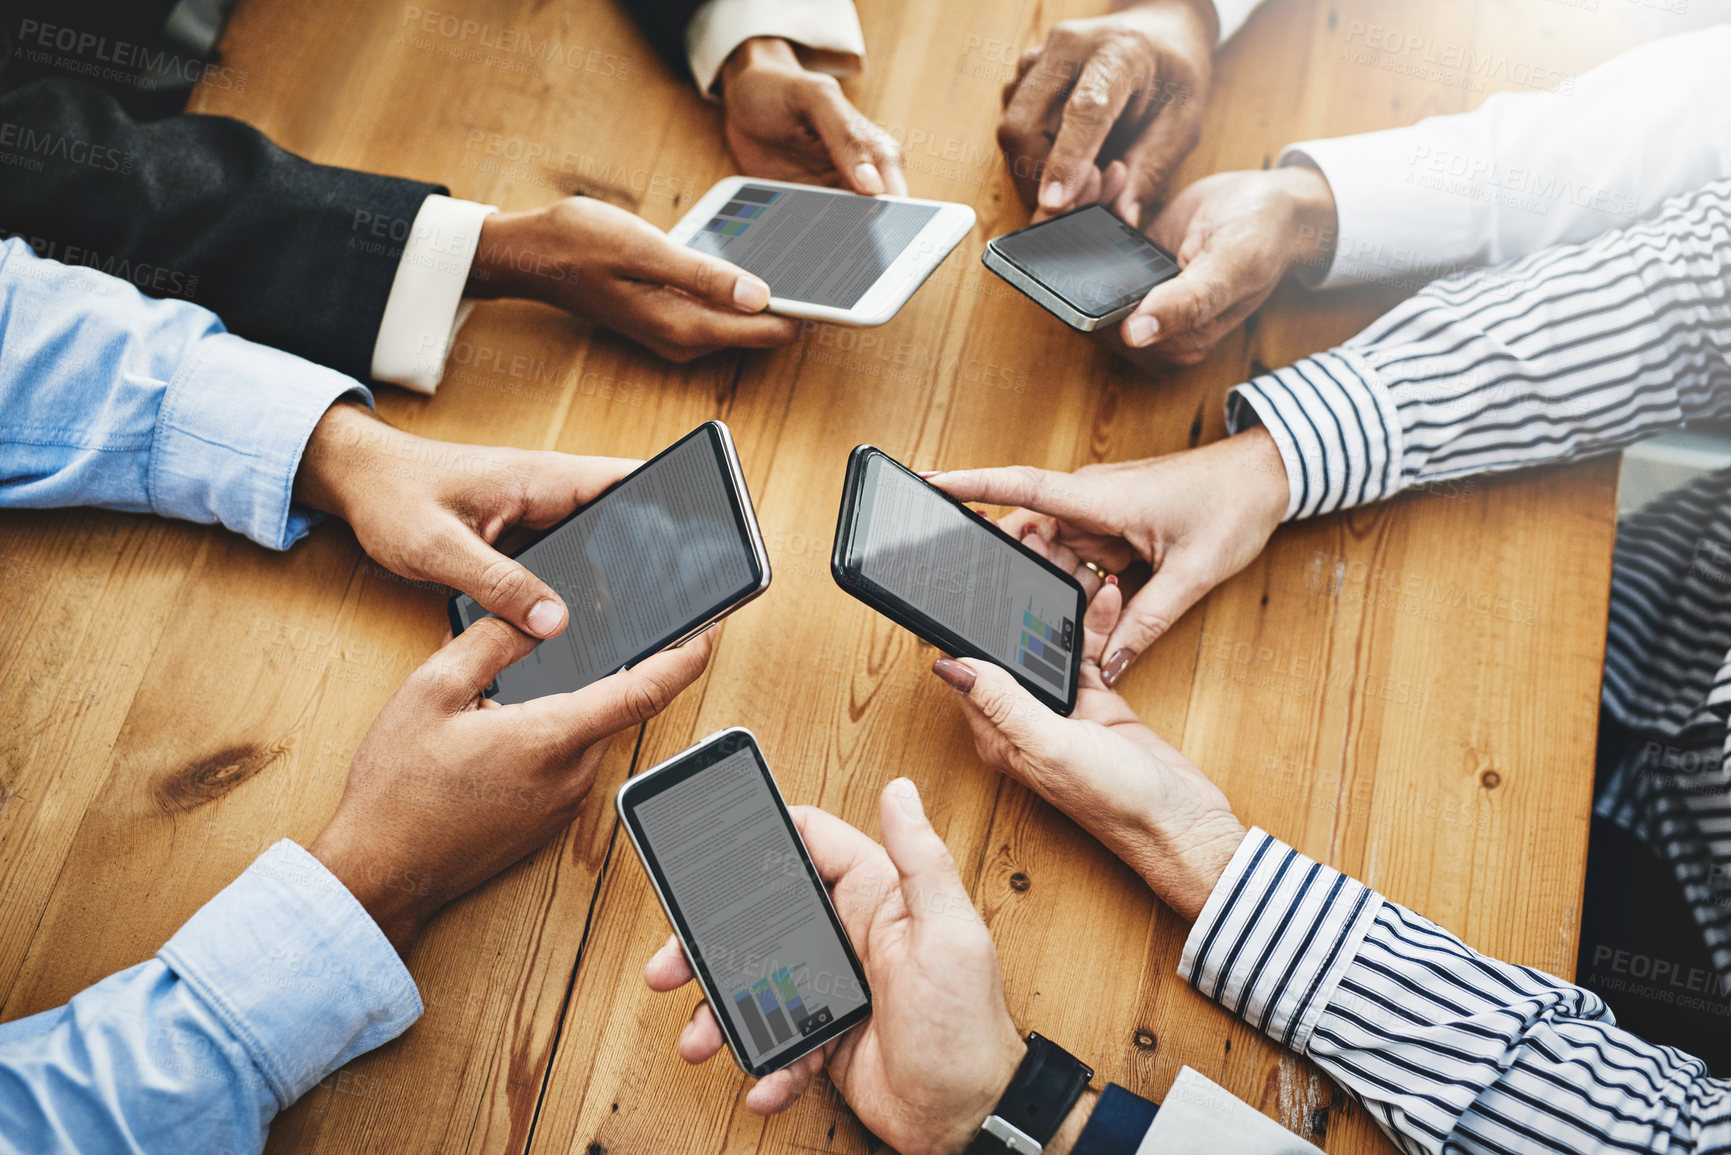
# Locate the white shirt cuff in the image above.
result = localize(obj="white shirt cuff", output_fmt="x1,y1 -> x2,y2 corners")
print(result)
685,0 -> 866,97
369,194 -> 497,395
1210,0 -> 1267,43
1279,136 -> 1488,291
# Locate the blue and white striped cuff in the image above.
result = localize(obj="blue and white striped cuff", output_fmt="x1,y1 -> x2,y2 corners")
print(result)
1224,348 -> 1405,521
1179,829 -> 1383,1052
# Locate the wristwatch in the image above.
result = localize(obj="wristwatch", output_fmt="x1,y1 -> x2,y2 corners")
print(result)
964,1032 -> 1094,1154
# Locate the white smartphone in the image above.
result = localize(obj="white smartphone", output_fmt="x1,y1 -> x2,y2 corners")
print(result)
667,177 -> 975,327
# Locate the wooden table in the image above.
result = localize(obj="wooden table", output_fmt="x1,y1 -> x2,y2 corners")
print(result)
0,0 -> 1688,1150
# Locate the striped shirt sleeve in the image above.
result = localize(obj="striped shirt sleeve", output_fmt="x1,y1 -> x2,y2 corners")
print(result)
1182,830 -> 1731,1154
1226,180 -> 1731,521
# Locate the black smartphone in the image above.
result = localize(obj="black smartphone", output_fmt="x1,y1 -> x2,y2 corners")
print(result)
447,421 -> 770,704
982,204 -> 1180,331
616,727 -> 872,1077
831,446 -> 1086,716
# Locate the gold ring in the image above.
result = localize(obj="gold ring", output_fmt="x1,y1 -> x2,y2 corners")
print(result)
1082,561 -> 1108,578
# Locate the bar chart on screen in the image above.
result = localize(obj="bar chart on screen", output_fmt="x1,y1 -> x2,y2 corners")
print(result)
730,964 -> 833,1052
1017,598 -> 1073,689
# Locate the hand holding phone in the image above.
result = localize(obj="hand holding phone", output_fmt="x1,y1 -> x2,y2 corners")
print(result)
448,422 -> 770,704
642,776 -> 1029,1153
619,729 -> 872,1076
982,204 -> 1180,332
831,447 -> 1086,715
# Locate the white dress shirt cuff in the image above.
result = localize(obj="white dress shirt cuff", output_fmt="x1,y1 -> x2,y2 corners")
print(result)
685,0 -> 866,97
154,333 -> 374,551
157,840 -> 423,1107
1279,137 -> 1488,290
1180,829 -> 1383,1053
1210,0 -> 1266,43
370,194 -> 497,395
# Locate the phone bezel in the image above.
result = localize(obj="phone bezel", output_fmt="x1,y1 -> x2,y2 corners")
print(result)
615,727 -> 873,1078
982,204 -> 1181,332
446,421 -> 771,700
830,445 -> 1085,716
665,176 -> 976,327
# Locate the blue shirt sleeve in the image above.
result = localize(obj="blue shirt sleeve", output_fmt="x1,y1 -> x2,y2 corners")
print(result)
0,237 -> 374,550
0,841 -> 422,1155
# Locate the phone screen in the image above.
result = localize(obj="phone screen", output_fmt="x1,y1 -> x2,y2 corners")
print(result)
686,183 -> 938,308
838,450 -> 1082,710
991,204 -> 1179,318
450,425 -> 763,704
621,733 -> 870,1075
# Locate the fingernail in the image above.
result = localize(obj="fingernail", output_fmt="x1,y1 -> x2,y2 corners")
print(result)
854,162 -> 885,195
917,469 -> 943,478
887,776 -> 925,819
1125,315 -> 1160,347
733,275 -> 770,311
1106,573 -> 1119,586
1020,523 -> 1039,537
1102,648 -> 1136,687
1126,203 -> 1143,230
1039,181 -> 1067,211
527,598 -> 566,637
932,658 -> 976,694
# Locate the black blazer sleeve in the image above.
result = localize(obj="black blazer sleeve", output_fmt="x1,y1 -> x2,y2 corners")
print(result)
616,0 -> 706,81
0,76 -> 444,381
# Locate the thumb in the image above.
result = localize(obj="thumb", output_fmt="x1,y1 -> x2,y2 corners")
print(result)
878,778 -> 971,927
412,616 -> 539,712
1101,558 -> 1213,686
1118,247 -> 1234,350
444,525 -> 569,639
935,657 -> 1065,755
625,230 -> 772,314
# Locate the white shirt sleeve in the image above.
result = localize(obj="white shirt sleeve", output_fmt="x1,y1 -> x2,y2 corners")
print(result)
1286,25 -> 1731,289
369,194 -> 497,395
684,0 -> 867,97
1210,0 -> 1269,43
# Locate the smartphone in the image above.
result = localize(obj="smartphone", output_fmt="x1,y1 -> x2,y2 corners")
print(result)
982,204 -> 1181,332
831,446 -> 1086,716
617,728 -> 872,1076
447,422 -> 769,704
666,177 -> 976,327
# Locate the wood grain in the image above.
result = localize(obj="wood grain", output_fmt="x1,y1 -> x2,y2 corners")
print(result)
0,0 -> 1685,1151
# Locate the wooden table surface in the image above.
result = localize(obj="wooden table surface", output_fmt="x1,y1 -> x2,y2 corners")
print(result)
1,0 -> 1691,1151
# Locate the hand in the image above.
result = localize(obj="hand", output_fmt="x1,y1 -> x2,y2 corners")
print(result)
930,575 -> 1245,922
1115,167 -> 1338,366
465,196 -> 800,363
643,781 -> 1089,1155
718,37 -> 907,196
997,0 -> 1217,227
310,617 -> 715,953
926,427 -> 1289,686
293,403 -> 635,640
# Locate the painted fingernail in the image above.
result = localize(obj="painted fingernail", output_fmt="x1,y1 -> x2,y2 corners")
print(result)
1106,573 -> 1119,586
1102,648 -> 1136,686
1125,315 -> 1160,347
1039,181 -> 1067,211
854,162 -> 886,195
932,658 -> 976,694
527,598 -> 566,636
1021,523 -> 1040,537
733,275 -> 770,311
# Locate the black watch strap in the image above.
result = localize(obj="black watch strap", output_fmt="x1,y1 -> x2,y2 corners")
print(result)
965,1032 -> 1093,1154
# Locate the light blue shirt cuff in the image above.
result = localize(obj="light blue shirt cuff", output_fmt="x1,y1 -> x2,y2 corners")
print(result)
157,841 -> 422,1107
150,336 -> 373,552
